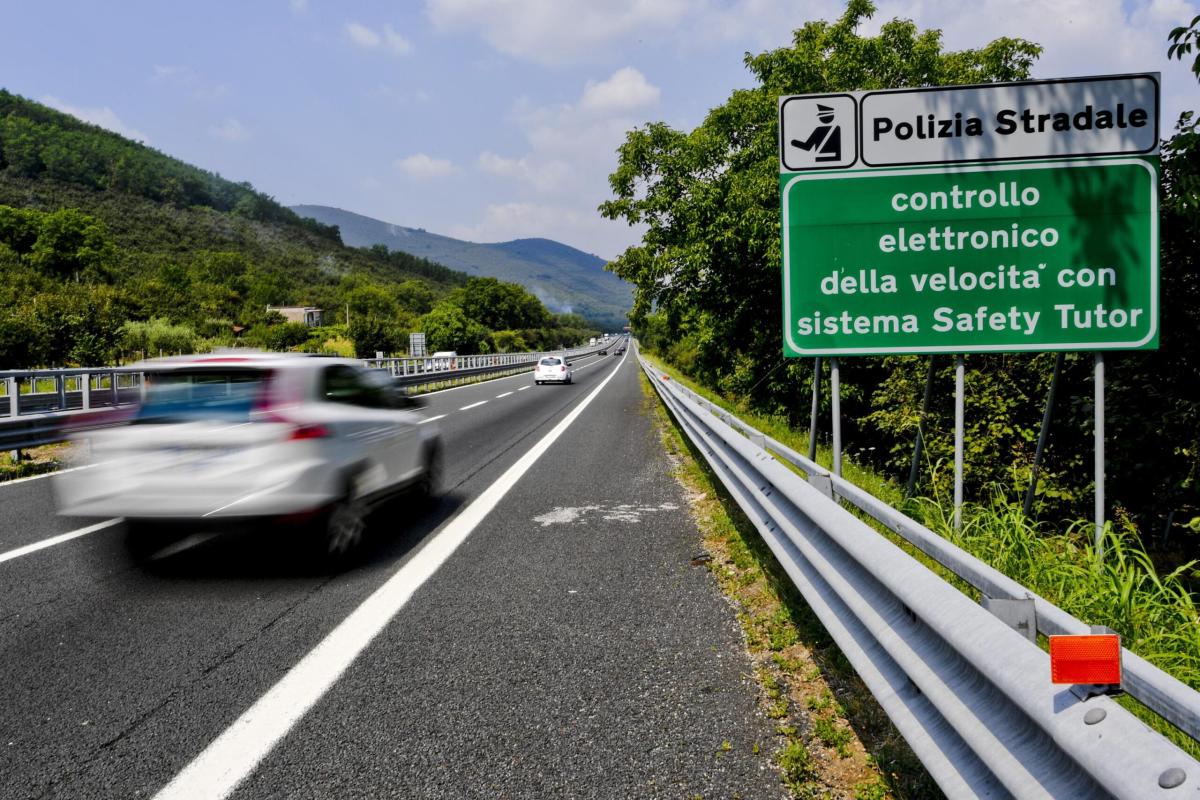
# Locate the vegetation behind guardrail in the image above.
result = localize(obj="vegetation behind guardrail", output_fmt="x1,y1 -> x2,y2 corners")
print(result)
642,350 -> 1200,757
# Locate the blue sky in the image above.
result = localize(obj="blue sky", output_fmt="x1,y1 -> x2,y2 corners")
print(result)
1,0 -> 1196,259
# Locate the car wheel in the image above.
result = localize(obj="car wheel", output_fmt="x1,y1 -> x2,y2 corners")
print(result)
417,443 -> 443,504
316,494 -> 367,563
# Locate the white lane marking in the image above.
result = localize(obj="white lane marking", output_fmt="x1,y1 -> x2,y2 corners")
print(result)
518,386 -> 531,391
459,401 -> 487,411
0,461 -> 99,488
417,414 -> 446,425
410,352 -> 604,398
154,348 -> 630,800
412,367 -> 531,397
0,518 -> 121,566
495,392 -> 513,399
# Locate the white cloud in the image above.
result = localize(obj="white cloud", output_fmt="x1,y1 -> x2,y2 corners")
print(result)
289,0 -> 308,13
477,150 -> 573,192
382,25 -> 412,54
395,153 -> 457,178
345,21 -> 411,54
346,21 -> 381,48
151,64 -> 229,101
210,118 -> 250,141
39,95 -> 150,143
580,67 -> 660,113
426,0 -> 690,64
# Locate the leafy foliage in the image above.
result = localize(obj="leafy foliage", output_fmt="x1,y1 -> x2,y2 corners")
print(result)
1169,14 -> 1200,78
0,89 -> 339,240
606,1 -> 1200,543
0,92 -> 600,366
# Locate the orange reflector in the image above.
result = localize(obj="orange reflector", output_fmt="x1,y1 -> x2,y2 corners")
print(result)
1049,634 -> 1122,685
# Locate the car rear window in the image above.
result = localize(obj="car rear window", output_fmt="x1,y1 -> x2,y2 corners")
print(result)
137,369 -> 270,423
540,358 -> 562,366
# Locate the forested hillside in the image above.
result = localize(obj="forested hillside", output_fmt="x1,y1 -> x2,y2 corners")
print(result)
0,91 -> 597,365
291,204 -> 632,331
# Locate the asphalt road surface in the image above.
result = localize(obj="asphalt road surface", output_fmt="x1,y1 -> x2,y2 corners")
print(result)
0,345 -> 783,799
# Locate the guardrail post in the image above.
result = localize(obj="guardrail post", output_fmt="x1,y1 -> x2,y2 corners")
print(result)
7,376 -> 16,418
980,596 -> 1037,644
81,372 -> 91,410
110,372 -> 119,407
57,374 -> 67,412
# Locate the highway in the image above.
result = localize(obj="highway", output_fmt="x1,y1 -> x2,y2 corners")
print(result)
0,345 -> 783,799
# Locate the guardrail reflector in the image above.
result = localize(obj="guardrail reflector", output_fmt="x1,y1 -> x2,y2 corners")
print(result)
1049,634 -> 1122,685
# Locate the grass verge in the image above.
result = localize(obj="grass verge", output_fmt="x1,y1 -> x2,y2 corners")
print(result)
640,371 -> 937,799
641,350 -> 1200,761
0,442 -> 71,482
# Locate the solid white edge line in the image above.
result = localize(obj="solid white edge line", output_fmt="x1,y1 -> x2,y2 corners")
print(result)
0,518 -> 121,566
458,401 -> 487,411
152,348 -> 630,800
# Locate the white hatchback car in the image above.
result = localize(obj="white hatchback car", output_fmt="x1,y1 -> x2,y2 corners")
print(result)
55,352 -> 441,561
534,355 -> 572,385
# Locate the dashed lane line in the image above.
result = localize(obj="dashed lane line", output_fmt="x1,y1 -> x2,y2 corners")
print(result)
0,518 -> 121,566
152,348 -> 630,800
459,401 -> 488,411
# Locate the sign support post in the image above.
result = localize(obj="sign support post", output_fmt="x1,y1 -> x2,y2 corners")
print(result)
1023,352 -> 1065,517
905,356 -> 936,499
954,355 -> 965,531
831,357 -> 842,476
808,357 -> 821,461
1095,352 -> 1106,557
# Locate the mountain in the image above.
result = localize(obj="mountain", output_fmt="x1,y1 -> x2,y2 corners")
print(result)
291,205 -> 632,331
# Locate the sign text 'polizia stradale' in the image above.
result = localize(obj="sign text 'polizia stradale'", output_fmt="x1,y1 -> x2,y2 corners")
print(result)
778,74 -> 1160,356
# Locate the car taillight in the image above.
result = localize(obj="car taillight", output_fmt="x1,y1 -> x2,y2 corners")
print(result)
560,366 -> 566,372
289,423 -> 329,441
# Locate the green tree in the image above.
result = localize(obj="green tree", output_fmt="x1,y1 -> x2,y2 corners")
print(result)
419,303 -> 491,353
348,316 -> 402,358
451,276 -> 550,331
601,1 -> 1046,501
28,208 -> 116,282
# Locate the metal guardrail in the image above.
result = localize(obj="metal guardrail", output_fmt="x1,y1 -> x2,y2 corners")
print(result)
641,353 -> 1200,799
0,343 -> 617,452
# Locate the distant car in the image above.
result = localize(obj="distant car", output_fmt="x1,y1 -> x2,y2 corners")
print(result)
55,352 -> 442,562
598,346 -> 608,355
534,356 -> 572,385
615,346 -> 626,355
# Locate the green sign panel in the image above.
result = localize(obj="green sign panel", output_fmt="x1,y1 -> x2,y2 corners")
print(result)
779,74 -> 1160,356
782,159 -> 1158,355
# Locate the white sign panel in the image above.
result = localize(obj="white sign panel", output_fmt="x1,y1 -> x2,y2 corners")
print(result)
779,74 -> 1159,172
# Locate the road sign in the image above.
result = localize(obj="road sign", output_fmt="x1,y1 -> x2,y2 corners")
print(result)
779,74 -> 1160,356
409,332 -> 426,358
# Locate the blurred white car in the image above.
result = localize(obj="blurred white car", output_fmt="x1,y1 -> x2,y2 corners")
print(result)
55,352 -> 441,561
534,356 -> 572,385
